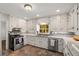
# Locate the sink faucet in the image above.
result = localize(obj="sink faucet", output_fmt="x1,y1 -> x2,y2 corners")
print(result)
50,31 -> 55,35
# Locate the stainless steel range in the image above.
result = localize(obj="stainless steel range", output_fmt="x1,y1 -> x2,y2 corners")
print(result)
8,28 -> 24,51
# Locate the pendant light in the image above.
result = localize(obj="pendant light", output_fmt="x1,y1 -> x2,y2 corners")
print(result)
24,4 -> 32,11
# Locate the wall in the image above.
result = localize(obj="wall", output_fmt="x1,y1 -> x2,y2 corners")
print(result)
0,12 -> 9,55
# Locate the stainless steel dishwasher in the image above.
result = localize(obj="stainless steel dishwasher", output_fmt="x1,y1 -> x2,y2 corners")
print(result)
48,37 -> 58,51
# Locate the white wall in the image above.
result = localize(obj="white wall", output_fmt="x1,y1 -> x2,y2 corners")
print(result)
0,12 -> 9,55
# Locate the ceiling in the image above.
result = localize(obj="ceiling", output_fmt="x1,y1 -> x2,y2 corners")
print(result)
0,3 -> 76,20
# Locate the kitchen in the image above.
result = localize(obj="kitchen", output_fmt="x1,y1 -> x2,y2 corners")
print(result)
0,3 -> 79,56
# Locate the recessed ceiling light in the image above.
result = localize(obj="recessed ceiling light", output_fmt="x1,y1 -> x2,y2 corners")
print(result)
24,17 -> 27,19
56,9 -> 60,12
24,4 -> 32,11
36,14 -> 39,17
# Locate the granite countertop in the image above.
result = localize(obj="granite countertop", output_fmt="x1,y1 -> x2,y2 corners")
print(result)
22,34 -> 37,36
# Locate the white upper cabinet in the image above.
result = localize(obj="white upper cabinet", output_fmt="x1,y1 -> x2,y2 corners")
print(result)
50,14 -> 68,32
50,15 -> 60,32
77,4 -> 79,32
73,5 -> 77,32
27,19 -> 37,34
60,14 -> 68,32
68,4 -> 78,32
8,16 -> 27,33
67,11 -> 74,32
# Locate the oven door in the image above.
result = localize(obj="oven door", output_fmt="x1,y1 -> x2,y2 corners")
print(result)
14,37 -> 23,50
16,38 -> 20,44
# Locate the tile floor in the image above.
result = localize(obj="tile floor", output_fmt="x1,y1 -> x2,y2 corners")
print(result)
7,45 -> 63,56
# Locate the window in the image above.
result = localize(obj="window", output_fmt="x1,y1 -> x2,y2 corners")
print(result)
39,23 -> 49,33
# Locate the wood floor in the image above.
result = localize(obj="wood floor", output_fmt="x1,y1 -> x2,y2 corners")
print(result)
7,45 -> 63,56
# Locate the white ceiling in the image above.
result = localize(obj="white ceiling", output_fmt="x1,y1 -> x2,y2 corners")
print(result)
0,3 -> 76,19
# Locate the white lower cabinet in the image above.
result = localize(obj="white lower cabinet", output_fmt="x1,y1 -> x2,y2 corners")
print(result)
24,35 -> 29,45
24,35 -> 26,45
33,37 -> 48,49
26,36 -> 48,49
29,36 -> 35,46
26,36 -> 64,52
58,38 -> 64,53
34,38 -> 39,47
26,36 -> 33,45
37,37 -> 48,49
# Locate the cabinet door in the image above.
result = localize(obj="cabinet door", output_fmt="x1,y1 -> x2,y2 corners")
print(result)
67,12 -> 74,32
36,37 -> 41,47
68,5 -> 77,32
28,36 -> 38,46
38,37 -> 48,49
30,36 -> 35,45
78,7 -> 79,31
27,36 -> 32,44
73,12 -> 77,32
58,39 -> 64,53
32,37 -> 37,46
35,37 -> 48,49
73,5 -> 78,32
42,37 -> 48,49
24,35 -> 27,45
34,37 -> 40,47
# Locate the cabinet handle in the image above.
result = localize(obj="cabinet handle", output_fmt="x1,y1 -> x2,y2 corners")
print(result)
77,28 -> 78,30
